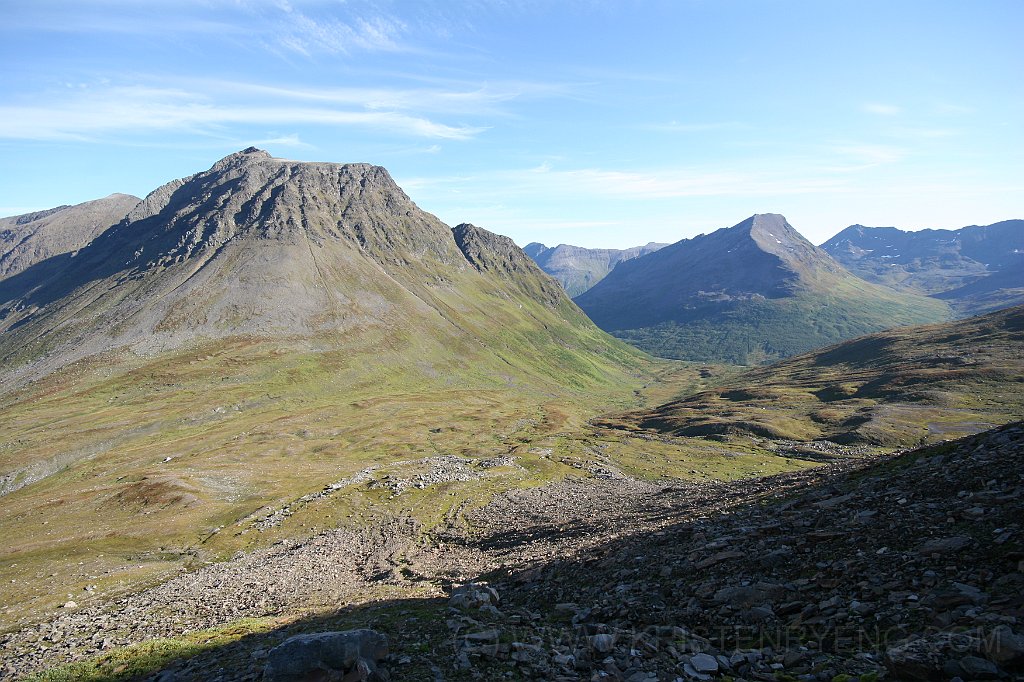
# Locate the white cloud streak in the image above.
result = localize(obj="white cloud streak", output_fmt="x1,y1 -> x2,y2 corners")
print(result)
0,83 -> 489,141
274,13 -> 408,56
203,80 -> 531,115
828,143 -> 908,166
646,121 -> 746,133
4,1 -> 415,58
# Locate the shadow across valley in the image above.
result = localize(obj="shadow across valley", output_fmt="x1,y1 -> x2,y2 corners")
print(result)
28,423 -> 1024,681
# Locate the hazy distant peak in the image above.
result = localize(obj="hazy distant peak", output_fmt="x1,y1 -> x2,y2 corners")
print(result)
524,240 -> 669,297
522,242 -> 548,259
821,219 -> 1024,314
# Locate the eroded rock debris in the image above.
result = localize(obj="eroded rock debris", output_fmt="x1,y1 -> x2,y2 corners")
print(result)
2,422 -> 1022,681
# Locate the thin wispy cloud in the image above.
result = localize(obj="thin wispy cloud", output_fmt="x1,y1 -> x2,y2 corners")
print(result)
828,143 -> 908,167
6,1 -> 416,57
205,81 -> 531,115
3,7 -> 247,36
935,103 -> 975,115
0,83 -> 488,142
275,13 -> 409,56
862,103 -> 902,116
248,133 -> 311,148
889,127 -> 958,140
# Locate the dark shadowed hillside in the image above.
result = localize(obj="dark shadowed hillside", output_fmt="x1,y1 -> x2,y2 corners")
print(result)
598,304 -> 1024,449
0,193 -> 140,281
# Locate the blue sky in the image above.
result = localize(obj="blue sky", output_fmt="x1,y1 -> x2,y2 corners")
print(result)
1,0 -> 1021,248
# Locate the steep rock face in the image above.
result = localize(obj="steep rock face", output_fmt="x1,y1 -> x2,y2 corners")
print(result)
576,214 -> 950,364
524,241 -> 667,297
0,194 -> 140,281
0,149 -> 620,381
822,220 -> 1024,315
105,147 -> 462,271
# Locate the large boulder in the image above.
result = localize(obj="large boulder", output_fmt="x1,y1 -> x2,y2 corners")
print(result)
987,625 -> 1024,666
449,583 -> 500,611
885,631 -> 981,681
263,629 -> 389,682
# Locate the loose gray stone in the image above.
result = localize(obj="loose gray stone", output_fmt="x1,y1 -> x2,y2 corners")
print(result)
987,625 -> 1024,665
690,652 -> 719,673
957,655 -> 999,679
449,583 -> 499,610
589,633 -> 616,653
917,535 -> 972,555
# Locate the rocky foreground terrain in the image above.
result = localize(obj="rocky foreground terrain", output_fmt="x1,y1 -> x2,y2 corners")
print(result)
3,422 -> 1023,681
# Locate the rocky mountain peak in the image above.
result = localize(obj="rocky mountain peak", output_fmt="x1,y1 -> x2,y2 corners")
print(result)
522,242 -> 548,259
1,152 -> 605,377
745,213 -> 812,248
733,214 -> 840,277
209,146 -> 273,171
575,213 -> 948,363
452,223 -> 519,271
113,150 -> 459,272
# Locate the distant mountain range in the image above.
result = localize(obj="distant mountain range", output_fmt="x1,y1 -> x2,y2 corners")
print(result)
574,214 -> 950,364
523,241 -> 667,296
821,220 -> 1024,315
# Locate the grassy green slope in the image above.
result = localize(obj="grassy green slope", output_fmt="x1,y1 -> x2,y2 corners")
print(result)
0,259 -> 647,625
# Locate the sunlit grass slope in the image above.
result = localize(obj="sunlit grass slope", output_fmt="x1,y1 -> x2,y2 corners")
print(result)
0,273 -> 646,626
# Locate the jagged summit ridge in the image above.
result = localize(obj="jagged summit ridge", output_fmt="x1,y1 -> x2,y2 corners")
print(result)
453,223 -> 563,306
118,149 -> 458,268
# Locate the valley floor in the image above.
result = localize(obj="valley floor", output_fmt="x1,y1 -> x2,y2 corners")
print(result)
3,421 -> 1022,681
